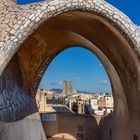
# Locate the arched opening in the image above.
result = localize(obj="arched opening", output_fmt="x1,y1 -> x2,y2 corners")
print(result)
36,47 -> 113,114
39,47 -> 112,93
0,10 -> 139,140
35,47 -> 113,140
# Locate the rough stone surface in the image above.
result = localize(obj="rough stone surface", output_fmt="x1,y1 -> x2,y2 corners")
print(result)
0,55 -> 37,122
0,0 -> 140,76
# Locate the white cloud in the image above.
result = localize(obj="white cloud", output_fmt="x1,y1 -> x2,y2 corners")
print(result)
98,80 -> 109,86
58,81 -> 63,84
99,80 -> 108,83
49,81 -> 63,86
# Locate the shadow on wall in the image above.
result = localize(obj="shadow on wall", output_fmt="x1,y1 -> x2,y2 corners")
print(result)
41,112 -> 119,140
98,113 -> 113,140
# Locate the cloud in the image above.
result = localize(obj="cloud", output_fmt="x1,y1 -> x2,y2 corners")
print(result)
98,80 -> 109,86
99,80 -> 108,83
58,81 -> 63,84
49,81 -> 63,86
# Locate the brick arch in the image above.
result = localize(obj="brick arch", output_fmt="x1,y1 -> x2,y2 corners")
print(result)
0,0 -> 140,75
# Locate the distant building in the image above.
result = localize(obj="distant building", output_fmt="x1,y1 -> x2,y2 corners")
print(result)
104,94 -> 114,108
90,98 -> 98,111
36,89 -> 48,112
69,97 -> 76,111
98,97 -> 106,109
63,81 -> 73,94
77,100 -> 85,114
104,94 -> 114,114
36,87 -> 114,116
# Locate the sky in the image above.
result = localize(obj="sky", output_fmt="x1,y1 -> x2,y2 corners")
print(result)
39,47 -> 111,93
39,0 -> 140,93
106,0 -> 140,25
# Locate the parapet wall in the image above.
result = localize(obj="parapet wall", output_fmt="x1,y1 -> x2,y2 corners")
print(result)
42,113 -> 98,140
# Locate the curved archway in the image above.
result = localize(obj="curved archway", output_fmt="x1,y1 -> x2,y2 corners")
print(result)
38,46 -> 112,94
0,1 -> 140,140
0,0 -> 140,75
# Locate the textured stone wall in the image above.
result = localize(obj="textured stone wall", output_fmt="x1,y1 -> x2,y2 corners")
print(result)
0,55 -> 37,122
0,54 -> 44,140
0,0 -> 140,76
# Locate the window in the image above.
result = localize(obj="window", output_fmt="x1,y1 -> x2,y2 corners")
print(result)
41,114 -> 56,121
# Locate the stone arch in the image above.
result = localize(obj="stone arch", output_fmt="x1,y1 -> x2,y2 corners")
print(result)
0,0 -> 140,140
0,0 -> 140,75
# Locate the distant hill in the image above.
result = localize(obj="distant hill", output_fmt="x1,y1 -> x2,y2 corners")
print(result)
77,90 -> 95,94
50,88 -> 63,94
50,88 -> 97,94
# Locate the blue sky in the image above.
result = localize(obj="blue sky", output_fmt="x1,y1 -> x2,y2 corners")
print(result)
106,0 -> 140,25
39,47 -> 111,93
39,0 -> 140,93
